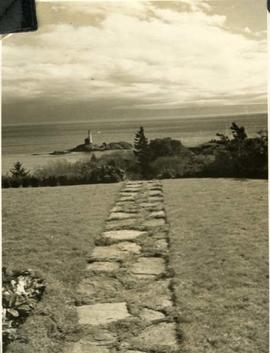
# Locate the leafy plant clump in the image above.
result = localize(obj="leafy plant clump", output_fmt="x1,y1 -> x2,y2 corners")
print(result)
2,159 -> 126,188
2,267 -> 46,348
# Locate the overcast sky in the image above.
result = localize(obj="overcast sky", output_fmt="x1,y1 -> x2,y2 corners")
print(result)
2,0 -> 267,124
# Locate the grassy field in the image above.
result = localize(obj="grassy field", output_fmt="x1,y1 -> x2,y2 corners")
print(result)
2,183 -> 121,353
163,179 -> 268,353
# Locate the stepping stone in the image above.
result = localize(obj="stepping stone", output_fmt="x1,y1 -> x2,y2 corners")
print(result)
127,280 -> 173,310
122,189 -> 140,193
126,182 -> 142,186
155,239 -> 168,252
148,210 -> 166,219
77,302 -> 130,325
120,192 -> 138,197
140,202 -> 163,210
108,212 -> 136,221
86,261 -> 120,273
140,308 -> 165,323
78,277 -> 122,297
119,196 -> 136,202
111,206 -> 125,213
103,230 -> 146,241
67,329 -> 116,351
111,208 -> 138,215
144,218 -> 166,228
91,242 -> 141,261
66,342 -> 110,353
105,219 -> 137,230
148,197 -> 163,203
87,329 -> 117,346
149,191 -> 163,197
143,239 -> 168,256
130,257 -> 166,276
132,323 -> 178,350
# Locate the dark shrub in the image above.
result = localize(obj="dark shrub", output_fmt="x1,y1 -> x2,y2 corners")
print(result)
149,137 -> 190,161
29,176 -> 40,187
57,175 -> 70,186
90,165 -> 125,183
9,177 -> 22,188
98,151 -> 137,177
42,176 -> 58,187
206,125 -> 268,178
22,176 -> 32,187
150,155 -> 198,179
2,176 -> 10,188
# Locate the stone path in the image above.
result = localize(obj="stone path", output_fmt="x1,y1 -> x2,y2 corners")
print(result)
66,181 -> 181,353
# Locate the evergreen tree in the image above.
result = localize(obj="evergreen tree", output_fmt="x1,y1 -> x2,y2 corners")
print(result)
9,161 -> 29,178
231,122 -> 247,141
134,127 -> 150,177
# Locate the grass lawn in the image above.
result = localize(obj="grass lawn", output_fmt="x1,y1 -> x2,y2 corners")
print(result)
2,183 -> 121,353
163,178 -> 268,353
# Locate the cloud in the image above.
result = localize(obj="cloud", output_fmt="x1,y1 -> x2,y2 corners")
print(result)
2,1 -> 267,112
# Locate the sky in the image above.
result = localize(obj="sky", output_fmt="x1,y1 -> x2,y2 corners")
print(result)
2,0 -> 268,124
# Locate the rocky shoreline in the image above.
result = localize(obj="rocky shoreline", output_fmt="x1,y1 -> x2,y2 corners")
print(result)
49,141 -> 132,155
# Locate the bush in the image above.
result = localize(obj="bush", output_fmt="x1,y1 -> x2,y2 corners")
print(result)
205,126 -> 268,178
150,155 -> 198,178
9,178 -> 22,188
34,160 -> 76,179
29,176 -> 41,187
2,176 -> 10,188
149,137 -> 189,161
98,151 -> 137,177
2,268 -> 46,348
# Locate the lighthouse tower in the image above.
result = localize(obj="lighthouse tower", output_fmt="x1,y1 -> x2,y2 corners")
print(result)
84,129 -> 93,146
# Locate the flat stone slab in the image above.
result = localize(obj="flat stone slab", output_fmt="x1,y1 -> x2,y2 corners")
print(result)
111,206 -> 138,214
120,192 -> 138,197
149,190 -> 163,197
103,230 -> 146,241
86,261 -> 120,273
67,329 -> 116,350
91,242 -> 141,261
148,210 -> 166,219
119,196 -> 136,201
78,277 -> 122,297
90,329 -> 117,345
140,202 -> 163,210
77,302 -> 130,325
121,189 -> 140,193
155,239 -> 168,251
111,206 -> 125,213
140,308 -> 165,323
131,257 -> 166,276
126,183 -> 143,187
148,197 -> 163,202
127,280 -> 173,310
132,323 -> 178,350
66,342 -> 110,353
144,218 -> 166,228
105,219 -> 137,230
108,212 -> 136,221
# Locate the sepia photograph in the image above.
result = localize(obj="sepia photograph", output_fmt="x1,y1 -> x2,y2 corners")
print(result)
1,1 -> 268,352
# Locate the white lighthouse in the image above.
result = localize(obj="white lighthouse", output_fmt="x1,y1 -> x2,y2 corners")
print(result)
84,129 -> 93,145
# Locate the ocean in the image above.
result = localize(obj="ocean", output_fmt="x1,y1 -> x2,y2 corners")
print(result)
2,113 -> 267,174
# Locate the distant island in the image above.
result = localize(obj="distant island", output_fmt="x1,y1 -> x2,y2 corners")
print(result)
49,130 -> 132,155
